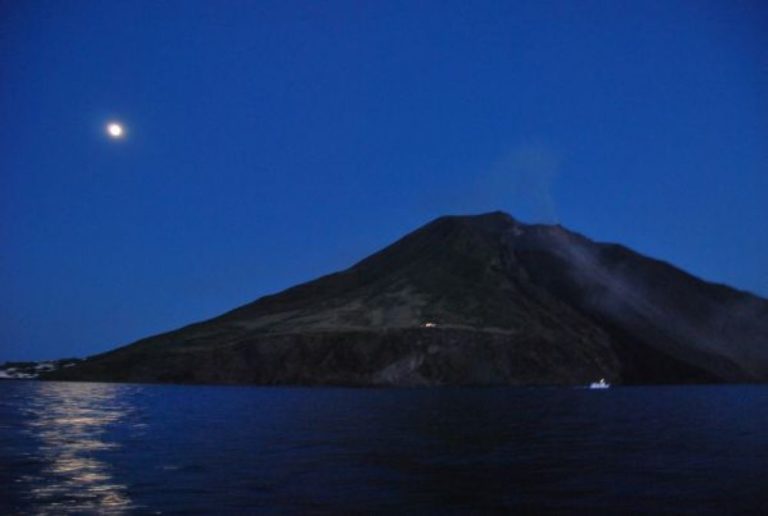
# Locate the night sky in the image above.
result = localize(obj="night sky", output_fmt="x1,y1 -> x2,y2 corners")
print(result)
2,1 -> 766,361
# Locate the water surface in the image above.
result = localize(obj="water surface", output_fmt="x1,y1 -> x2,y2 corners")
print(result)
1,381 -> 767,513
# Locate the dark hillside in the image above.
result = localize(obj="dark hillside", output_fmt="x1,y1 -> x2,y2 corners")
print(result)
46,212 -> 768,386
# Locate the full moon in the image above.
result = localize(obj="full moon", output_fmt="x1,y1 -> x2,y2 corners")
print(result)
106,122 -> 124,138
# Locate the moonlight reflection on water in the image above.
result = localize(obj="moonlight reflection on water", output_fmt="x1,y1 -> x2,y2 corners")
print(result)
3,381 -> 768,513
20,383 -> 135,512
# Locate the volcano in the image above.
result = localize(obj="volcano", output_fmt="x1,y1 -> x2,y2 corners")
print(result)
46,212 -> 768,386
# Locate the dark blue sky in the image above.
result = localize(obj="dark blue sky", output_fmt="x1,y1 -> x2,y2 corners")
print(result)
2,1 -> 766,361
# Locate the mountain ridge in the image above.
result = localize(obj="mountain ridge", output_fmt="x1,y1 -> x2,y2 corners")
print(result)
45,211 -> 768,386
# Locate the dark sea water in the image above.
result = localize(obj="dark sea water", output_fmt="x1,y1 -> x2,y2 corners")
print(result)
1,381 -> 767,514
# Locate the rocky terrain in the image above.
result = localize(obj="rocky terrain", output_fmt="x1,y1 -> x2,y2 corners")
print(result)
44,212 -> 768,386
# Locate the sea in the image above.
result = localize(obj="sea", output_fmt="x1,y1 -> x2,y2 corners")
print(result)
1,381 -> 767,514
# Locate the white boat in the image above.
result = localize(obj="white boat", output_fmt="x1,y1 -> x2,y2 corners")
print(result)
589,378 -> 610,389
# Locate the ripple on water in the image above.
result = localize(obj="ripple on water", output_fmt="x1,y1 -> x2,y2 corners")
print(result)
12,382 -> 139,513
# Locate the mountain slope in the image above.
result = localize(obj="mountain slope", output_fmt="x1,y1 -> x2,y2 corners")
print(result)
46,212 -> 768,385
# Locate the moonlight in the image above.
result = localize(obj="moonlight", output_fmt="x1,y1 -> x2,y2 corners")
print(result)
106,122 -> 124,139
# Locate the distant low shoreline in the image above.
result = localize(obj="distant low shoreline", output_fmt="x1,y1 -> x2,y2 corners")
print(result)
0,358 -> 82,380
